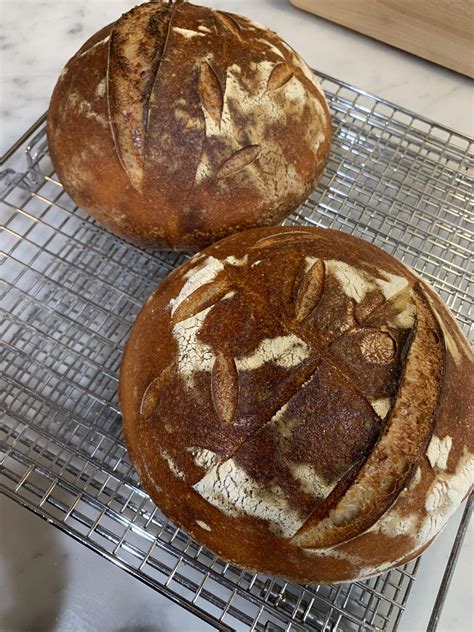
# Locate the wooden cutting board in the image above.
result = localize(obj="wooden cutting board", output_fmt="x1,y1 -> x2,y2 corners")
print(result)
290,0 -> 474,77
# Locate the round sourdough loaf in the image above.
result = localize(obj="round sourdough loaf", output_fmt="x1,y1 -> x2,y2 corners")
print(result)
120,226 -> 473,583
47,1 -> 331,250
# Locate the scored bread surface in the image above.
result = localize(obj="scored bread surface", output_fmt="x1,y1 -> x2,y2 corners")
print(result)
120,227 -> 473,583
47,1 -> 331,249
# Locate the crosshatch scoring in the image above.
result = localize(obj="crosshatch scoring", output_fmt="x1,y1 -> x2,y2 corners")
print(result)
1,72 -> 473,631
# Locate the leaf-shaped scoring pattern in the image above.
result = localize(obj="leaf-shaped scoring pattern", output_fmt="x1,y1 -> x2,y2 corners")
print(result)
199,61 -> 224,126
140,364 -> 175,419
214,11 -> 242,38
171,278 -> 230,325
295,259 -> 325,321
250,231 -> 321,250
266,63 -> 294,92
359,330 -> 396,364
212,351 -> 239,423
217,145 -> 261,179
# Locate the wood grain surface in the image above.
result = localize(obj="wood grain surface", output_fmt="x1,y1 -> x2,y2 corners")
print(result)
290,0 -> 474,77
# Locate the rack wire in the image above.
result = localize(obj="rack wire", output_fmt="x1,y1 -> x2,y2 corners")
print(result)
1,70 -> 473,632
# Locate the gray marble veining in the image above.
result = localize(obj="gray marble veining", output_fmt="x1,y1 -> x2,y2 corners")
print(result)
1,0 -> 473,154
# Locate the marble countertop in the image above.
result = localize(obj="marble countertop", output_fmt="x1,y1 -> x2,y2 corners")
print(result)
1,1 -> 472,631
1,0 -> 473,155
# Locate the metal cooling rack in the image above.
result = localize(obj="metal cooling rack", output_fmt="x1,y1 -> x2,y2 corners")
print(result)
1,70 -> 473,632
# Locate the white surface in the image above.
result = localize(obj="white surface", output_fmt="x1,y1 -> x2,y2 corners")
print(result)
0,495 -> 213,632
1,1 -> 473,631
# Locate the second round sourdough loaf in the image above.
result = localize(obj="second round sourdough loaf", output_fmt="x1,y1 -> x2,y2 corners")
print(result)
120,226 -> 473,583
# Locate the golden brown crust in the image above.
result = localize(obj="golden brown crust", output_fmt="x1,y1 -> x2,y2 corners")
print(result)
47,1 -> 332,250
120,227 -> 473,583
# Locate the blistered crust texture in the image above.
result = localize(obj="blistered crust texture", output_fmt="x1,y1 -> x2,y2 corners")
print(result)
47,1 -> 332,250
120,227 -> 473,583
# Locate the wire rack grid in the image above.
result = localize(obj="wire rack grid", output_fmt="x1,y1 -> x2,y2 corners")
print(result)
1,70 -> 473,632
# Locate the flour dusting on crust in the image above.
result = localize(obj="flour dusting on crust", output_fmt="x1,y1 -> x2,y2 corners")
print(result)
193,458 -> 306,537
426,435 -> 453,471
236,335 -> 310,371
326,260 -> 408,303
